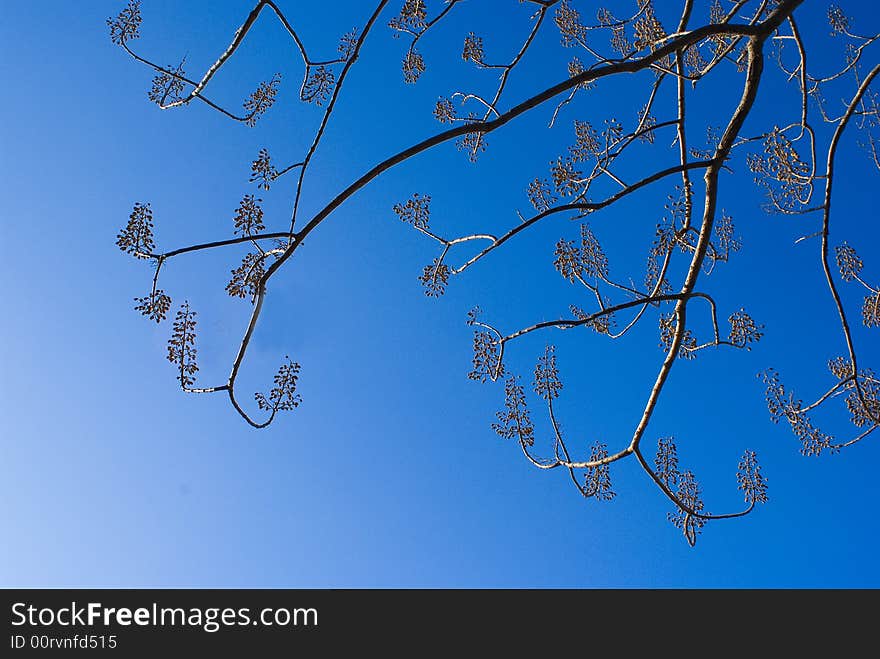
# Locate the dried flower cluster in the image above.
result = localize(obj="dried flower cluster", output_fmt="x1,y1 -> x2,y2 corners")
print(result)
233,195 -> 265,237
107,0 -> 141,45
148,59 -> 187,106
418,258 -> 451,297
243,74 -> 281,127
492,376 -> 534,447
255,358 -> 302,413
392,193 -> 431,230
167,302 -> 199,388
116,202 -> 155,259
302,66 -> 335,105
554,224 -> 609,283
249,148 -> 277,191
468,330 -> 503,383
134,289 -> 172,323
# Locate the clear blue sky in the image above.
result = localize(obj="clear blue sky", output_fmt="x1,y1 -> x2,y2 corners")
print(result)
1,1 -> 878,587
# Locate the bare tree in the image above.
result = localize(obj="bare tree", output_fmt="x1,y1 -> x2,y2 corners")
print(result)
109,0 -> 878,545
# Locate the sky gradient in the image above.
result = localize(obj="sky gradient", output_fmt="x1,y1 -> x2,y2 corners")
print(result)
1,0 -> 879,587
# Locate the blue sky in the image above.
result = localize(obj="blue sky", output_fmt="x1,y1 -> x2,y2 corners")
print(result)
1,1 -> 878,587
